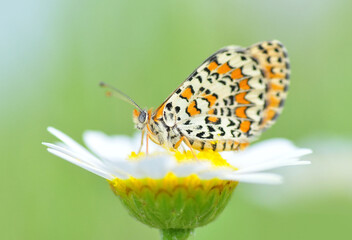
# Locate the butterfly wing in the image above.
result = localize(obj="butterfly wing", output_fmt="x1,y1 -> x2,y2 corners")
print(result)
157,40 -> 290,150
247,41 -> 290,130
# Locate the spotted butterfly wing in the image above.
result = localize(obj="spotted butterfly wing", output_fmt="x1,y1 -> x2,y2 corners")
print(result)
156,40 -> 290,151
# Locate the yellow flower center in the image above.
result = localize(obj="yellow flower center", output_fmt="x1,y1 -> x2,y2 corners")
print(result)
129,150 -> 237,169
128,151 -> 145,160
175,150 -> 236,169
109,172 -> 238,199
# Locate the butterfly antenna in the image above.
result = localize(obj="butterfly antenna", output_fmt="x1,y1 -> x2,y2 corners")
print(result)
99,82 -> 142,110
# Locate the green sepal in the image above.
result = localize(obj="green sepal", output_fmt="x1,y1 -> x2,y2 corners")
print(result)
110,176 -> 237,230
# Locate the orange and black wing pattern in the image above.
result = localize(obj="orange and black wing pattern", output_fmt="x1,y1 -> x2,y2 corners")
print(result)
155,40 -> 290,151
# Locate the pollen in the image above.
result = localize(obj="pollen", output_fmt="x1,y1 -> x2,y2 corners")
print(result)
174,150 -> 237,169
109,173 -> 237,203
128,151 -> 145,160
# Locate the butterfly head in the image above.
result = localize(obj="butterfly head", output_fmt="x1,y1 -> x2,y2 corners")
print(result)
133,109 -> 148,130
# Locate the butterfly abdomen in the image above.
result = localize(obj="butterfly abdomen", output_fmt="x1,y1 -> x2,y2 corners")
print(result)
190,139 -> 249,151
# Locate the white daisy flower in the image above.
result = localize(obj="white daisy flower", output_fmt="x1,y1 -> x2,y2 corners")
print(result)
42,127 -> 311,240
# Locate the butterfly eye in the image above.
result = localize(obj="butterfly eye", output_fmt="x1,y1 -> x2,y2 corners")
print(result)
138,111 -> 147,123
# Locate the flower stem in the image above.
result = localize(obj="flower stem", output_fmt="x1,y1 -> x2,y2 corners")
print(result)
160,229 -> 193,240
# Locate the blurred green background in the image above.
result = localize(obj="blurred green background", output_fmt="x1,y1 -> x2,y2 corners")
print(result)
2,0 -> 352,239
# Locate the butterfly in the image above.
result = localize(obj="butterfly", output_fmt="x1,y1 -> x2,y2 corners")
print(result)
101,40 -> 290,155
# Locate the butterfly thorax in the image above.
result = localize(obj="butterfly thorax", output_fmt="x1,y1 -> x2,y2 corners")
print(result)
148,107 -> 183,149
132,108 -> 181,148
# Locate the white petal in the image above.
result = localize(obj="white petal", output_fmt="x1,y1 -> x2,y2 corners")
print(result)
136,156 -> 176,179
197,167 -> 236,179
222,138 -> 295,162
221,138 -> 295,163
171,161 -> 213,177
47,127 -> 103,167
224,173 -> 283,184
83,131 -> 135,160
102,160 -> 139,178
47,148 -> 117,180
235,158 -> 311,174
223,139 -> 311,168
43,142 -> 103,167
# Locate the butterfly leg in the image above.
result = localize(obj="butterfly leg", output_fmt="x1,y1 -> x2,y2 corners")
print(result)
174,136 -> 198,160
183,137 -> 198,160
137,130 -> 145,154
180,143 -> 187,154
146,133 -> 150,155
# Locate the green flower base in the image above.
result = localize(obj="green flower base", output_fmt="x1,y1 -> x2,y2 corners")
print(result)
109,174 -> 237,239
